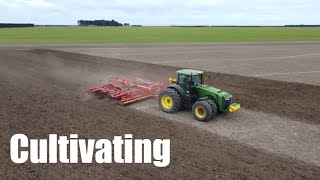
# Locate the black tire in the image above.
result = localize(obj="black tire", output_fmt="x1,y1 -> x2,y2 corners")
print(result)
192,100 -> 214,122
205,99 -> 218,119
158,88 -> 182,113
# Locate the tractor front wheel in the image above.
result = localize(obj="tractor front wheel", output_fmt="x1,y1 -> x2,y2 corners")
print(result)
192,99 -> 216,122
158,88 -> 181,113
206,99 -> 218,119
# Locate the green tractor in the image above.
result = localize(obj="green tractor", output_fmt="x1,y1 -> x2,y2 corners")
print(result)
158,69 -> 240,121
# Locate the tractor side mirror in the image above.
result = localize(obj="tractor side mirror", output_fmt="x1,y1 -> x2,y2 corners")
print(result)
168,78 -> 177,83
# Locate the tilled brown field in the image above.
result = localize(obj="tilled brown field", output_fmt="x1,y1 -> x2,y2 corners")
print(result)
1,49 -> 320,179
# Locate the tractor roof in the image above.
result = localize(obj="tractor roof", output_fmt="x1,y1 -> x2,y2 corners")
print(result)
177,69 -> 204,76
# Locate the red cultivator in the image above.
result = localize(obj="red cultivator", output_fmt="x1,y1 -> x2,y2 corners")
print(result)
87,77 -> 167,105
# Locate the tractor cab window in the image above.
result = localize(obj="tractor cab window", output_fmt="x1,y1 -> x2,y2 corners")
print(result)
178,74 -> 202,91
178,75 -> 190,86
192,75 -> 202,85
178,75 -> 190,91
178,75 -> 202,84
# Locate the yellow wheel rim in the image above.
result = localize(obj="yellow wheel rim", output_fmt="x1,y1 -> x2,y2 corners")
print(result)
161,95 -> 173,109
195,107 -> 206,118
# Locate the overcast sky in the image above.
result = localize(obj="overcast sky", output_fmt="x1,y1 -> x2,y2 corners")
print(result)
0,0 -> 318,25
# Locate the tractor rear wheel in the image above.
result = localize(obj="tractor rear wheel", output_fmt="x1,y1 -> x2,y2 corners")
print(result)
159,88 -> 181,113
192,99 -> 216,122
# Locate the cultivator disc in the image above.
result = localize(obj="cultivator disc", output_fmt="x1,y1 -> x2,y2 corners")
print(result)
87,77 -> 167,105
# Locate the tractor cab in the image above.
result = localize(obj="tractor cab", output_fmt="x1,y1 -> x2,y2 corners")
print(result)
169,69 -> 204,94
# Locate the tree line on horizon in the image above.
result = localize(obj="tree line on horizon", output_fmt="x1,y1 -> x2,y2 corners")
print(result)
77,19 -> 123,26
0,23 -> 34,28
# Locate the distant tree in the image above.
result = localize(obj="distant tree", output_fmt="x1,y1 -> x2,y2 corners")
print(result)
124,23 -> 130,26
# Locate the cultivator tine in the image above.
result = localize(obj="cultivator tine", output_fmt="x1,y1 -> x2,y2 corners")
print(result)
122,95 -> 151,105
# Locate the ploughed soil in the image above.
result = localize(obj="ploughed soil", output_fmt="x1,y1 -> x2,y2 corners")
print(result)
33,49 -> 320,124
0,49 -> 320,179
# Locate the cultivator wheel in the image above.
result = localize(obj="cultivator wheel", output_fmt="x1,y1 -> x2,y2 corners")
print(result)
86,77 -> 167,105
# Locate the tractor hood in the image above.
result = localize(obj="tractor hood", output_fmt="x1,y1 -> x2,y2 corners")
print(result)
197,84 -> 232,99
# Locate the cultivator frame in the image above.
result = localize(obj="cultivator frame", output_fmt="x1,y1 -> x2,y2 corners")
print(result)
87,77 -> 166,105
